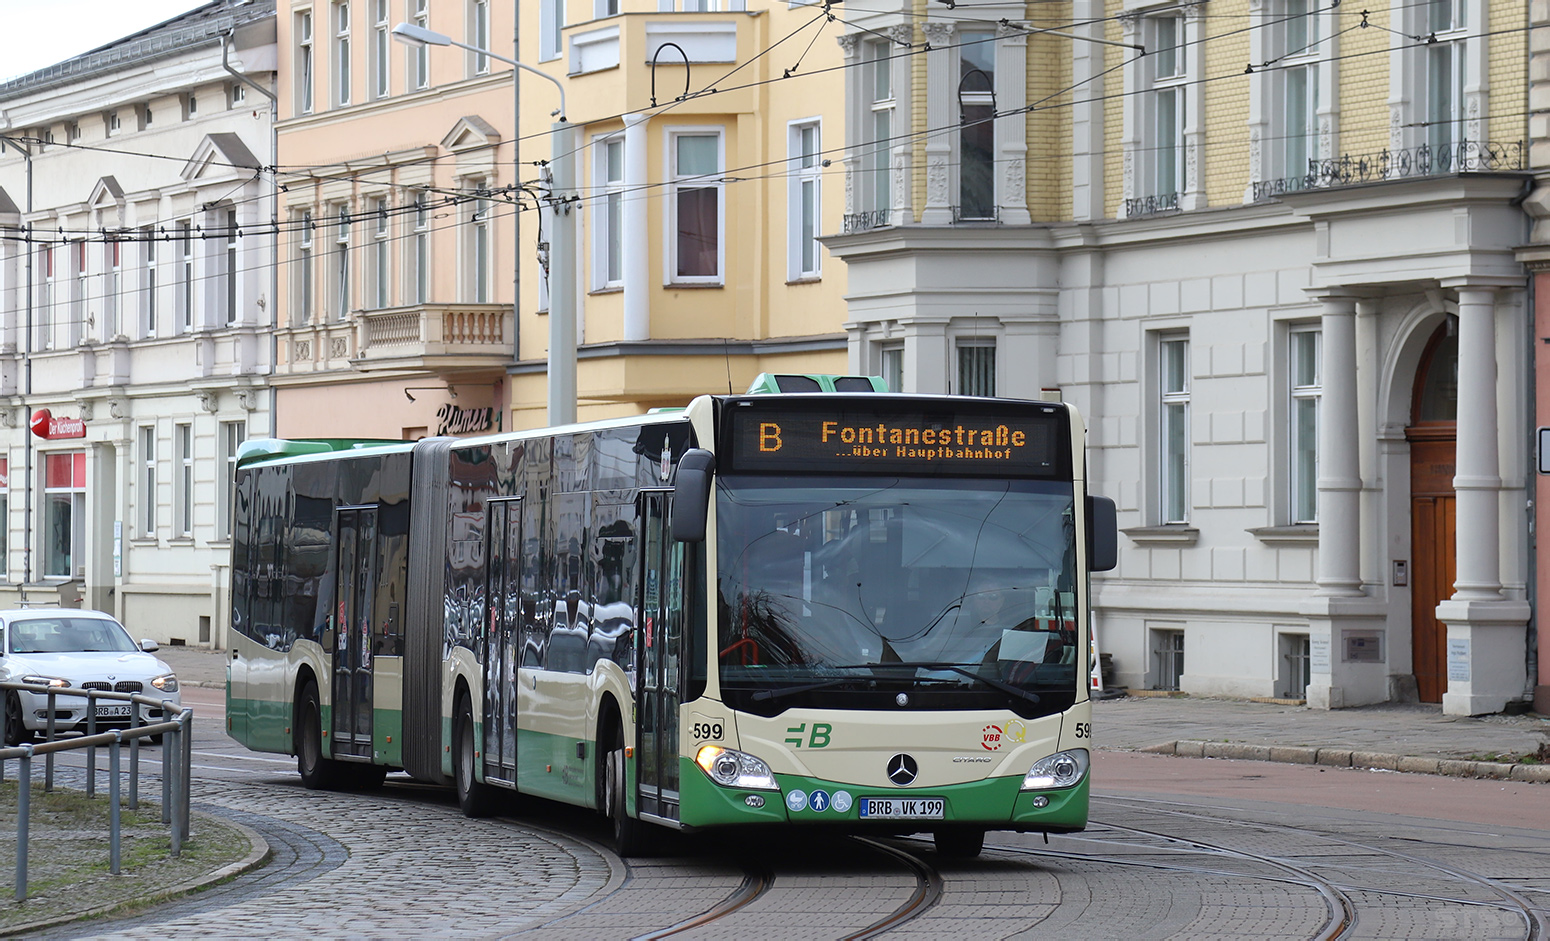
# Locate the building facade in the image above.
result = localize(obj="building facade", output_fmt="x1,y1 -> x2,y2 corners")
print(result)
0,1 -> 277,646
271,0 -> 850,439
825,0 -> 1536,714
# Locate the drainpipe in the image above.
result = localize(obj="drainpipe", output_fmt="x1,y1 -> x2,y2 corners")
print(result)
222,31 -> 280,437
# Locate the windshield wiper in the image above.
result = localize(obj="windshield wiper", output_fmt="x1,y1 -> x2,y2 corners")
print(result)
749,675 -> 872,702
835,661 -> 1041,705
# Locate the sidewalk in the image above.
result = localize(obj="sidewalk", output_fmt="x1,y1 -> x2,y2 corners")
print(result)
153,644 -> 1550,781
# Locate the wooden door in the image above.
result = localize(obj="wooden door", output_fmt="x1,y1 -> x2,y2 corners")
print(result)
1407,435 -> 1455,703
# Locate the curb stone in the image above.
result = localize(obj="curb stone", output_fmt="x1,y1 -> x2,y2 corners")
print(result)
1136,741 -> 1550,784
0,811 -> 271,939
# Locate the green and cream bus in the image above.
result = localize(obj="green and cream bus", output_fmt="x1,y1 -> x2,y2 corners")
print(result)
226,380 -> 1117,857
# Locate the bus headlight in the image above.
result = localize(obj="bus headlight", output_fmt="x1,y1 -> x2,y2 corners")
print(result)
695,745 -> 778,791
1022,749 -> 1089,790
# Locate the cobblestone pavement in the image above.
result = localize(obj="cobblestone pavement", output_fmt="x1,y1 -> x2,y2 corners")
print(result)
24,646 -> 1545,939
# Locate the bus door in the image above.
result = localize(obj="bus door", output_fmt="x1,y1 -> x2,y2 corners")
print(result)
332,506 -> 377,759
638,491 -> 684,822
483,498 -> 522,783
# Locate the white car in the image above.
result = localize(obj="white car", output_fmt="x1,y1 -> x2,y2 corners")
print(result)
0,608 -> 181,746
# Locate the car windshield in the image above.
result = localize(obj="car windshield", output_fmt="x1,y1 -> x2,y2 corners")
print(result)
7,618 -> 138,654
716,475 -> 1079,717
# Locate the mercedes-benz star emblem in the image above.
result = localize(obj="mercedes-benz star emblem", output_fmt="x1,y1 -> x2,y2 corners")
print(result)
886,753 -> 918,787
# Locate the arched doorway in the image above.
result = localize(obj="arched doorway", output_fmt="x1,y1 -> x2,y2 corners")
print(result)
1405,326 -> 1458,703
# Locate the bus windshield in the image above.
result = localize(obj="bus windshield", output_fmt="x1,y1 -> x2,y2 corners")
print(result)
715,474 -> 1079,718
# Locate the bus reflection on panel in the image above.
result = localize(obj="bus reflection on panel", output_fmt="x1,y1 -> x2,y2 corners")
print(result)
226,380 -> 1118,858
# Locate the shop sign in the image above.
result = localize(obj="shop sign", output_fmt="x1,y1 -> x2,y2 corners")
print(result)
30,408 -> 86,440
436,404 -> 494,437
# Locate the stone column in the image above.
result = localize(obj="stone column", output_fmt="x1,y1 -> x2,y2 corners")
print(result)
1302,291 -> 1387,709
1315,294 -> 1361,596
1436,282 -> 1531,715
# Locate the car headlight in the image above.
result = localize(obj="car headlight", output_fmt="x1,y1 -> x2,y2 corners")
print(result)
20,675 -> 69,689
694,745 -> 778,791
1022,749 -> 1089,790
151,673 -> 179,693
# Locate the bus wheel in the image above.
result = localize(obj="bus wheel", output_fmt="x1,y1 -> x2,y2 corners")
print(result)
454,696 -> 498,818
296,680 -> 342,790
933,828 -> 986,859
606,747 -> 650,858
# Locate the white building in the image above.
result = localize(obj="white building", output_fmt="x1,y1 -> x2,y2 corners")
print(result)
825,0 -> 1534,715
0,0 -> 277,648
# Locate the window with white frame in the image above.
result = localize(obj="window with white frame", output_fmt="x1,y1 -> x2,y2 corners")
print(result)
297,10 -> 315,114
176,220 -> 193,333
466,189 -> 491,302
788,121 -> 822,279
1424,0 -> 1466,156
409,0 -> 430,89
861,40 -> 893,219
370,196 -> 390,308
230,82 -> 247,107
219,420 -> 245,539
410,193 -> 429,303
372,0 -> 391,99
44,451 -> 86,578
470,0 -> 491,75
1144,14 -> 1186,200
957,31 -> 995,220
594,136 -> 624,289
1158,335 -> 1190,524
224,208 -> 239,323
669,131 -> 722,283
334,1 -> 352,106
1289,327 -> 1321,524
332,206 -> 351,319
880,344 -> 903,393
141,226 -> 157,336
540,0 -> 564,61
140,425 -> 157,537
69,240 -> 86,346
104,240 -> 121,339
956,339 -> 996,397
175,422 -> 193,538
37,244 -> 54,350
595,0 -> 619,17
296,210 -> 315,325
1273,0 -> 1319,184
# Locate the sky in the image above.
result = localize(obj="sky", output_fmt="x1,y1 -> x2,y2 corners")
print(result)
0,0 -> 207,83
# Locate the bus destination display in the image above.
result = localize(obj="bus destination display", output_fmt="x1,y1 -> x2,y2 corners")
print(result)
726,405 -> 1065,476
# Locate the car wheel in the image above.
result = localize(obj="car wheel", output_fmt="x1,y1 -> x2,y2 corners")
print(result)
3,693 -> 30,747
295,679 -> 342,790
454,695 -> 498,817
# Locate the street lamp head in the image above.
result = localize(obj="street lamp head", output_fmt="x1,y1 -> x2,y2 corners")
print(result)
391,22 -> 452,48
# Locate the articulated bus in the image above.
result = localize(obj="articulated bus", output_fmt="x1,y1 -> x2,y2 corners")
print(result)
226,379 -> 1117,857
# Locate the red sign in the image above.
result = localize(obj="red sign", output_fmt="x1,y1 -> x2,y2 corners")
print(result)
30,409 -> 85,440
0,457 -> 7,489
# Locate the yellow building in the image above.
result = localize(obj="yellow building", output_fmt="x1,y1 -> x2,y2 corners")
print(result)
273,0 -> 848,439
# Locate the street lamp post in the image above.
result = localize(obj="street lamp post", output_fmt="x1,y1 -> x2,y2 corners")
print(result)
391,22 -> 577,427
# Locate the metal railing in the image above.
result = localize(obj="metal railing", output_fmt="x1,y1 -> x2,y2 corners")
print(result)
1251,139 -> 1525,202
0,682 -> 192,901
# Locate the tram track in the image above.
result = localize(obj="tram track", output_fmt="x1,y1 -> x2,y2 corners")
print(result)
1096,794 -> 1548,940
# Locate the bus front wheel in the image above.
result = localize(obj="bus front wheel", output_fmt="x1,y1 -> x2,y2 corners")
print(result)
933,828 -> 986,859
296,680 -> 342,790
454,696 -> 498,818
606,747 -> 650,858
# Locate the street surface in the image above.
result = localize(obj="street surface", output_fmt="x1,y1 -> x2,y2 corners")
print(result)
30,687 -> 1550,939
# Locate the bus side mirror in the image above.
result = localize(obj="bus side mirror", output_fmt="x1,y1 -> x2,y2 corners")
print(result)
671,449 -> 716,543
1086,495 -> 1117,572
